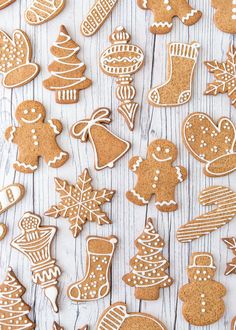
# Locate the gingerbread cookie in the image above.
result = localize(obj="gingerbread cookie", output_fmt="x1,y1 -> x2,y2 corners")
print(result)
0,223 -> 7,240
68,235 -> 118,302
45,169 -> 115,238
123,218 -> 173,300
5,100 -> 69,173
126,139 -> 187,212
25,0 -> 65,25
0,29 -> 39,88
100,26 -> 144,130
81,0 -> 118,36
222,237 -> 236,275
148,42 -> 200,107
0,183 -> 25,214
183,112 -> 236,177
211,0 -> 236,34
232,317 -> 236,330
0,0 -> 15,9
205,44 -> 236,107
11,212 -> 61,313
43,25 -> 92,104
137,0 -> 202,34
179,252 -> 226,326
97,302 -> 167,329
177,186 -> 236,243
0,267 -> 35,329
71,108 -> 130,170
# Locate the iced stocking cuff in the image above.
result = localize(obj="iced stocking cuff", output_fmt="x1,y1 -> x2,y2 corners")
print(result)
169,42 -> 200,60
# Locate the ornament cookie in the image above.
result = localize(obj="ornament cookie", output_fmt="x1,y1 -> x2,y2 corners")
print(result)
183,112 -> 236,177
0,267 -> 35,329
97,302 -> 167,329
126,139 -> 187,212
11,212 -> 61,313
68,235 -> 118,301
71,108 -> 130,170
0,0 -> 15,9
211,0 -> 236,34
148,42 -> 200,107
45,169 -> 115,238
123,218 -> 173,300
100,26 -> 144,130
177,186 -> 236,243
179,252 -> 226,326
0,29 -> 39,88
137,0 -> 202,34
5,100 -> 69,173
25,0 -> 65,25
205,44 -> 236,107
222,237 -> 236,275
81,0 -> 118,36
43,25 -> 92,104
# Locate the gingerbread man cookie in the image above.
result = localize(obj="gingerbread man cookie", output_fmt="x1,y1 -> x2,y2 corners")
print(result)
211,0 -> 236,34
5,100 -> 69,173
126,139 -> 187,212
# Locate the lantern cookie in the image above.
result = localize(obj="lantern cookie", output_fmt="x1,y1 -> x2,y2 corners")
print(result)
5,100 -> 69,173
100,26 -> 144,130
0,0 -> 15,9
183,112 -> 236,177
179,252 -> 226,326
25,0 -> 65,25
71,108 -> 130,170
0,29 -> 39,88
126,139 -> 187,212
222,237 -> 236,275
211,0 -> 236,34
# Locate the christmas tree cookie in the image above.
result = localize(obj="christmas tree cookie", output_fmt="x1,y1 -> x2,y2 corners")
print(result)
123,218 -> 173,300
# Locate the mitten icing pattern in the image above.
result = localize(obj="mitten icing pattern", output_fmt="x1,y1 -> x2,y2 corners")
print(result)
183,112 -> 236,177
25,0 -> 65,25
222,237 -> 236,275
5,100 -> 69,173
126,139 -> 187,212
137,0 -> 202,34
211,0 -> 236,34
0,0 -> 15,9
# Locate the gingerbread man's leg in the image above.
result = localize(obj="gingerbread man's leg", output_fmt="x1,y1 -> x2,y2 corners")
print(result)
126,182 -> 152,206
155,184 -> 178,212
43,143 -> 69,169
14,149 -> 38,173
172,0 -> 202,26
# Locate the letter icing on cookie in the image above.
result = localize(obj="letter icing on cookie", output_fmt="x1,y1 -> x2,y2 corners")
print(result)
126,139 -> 187,212
211,0 -> 236,34
222,237 -> 236,275
25,0 -> 65,25
149,42 -> 200,107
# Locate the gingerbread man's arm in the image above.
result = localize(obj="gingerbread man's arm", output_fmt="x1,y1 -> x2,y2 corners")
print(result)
5,126 -> 19,144
128,156 -> 144,173
48,119 -> 63,135
175,166 -> 187,183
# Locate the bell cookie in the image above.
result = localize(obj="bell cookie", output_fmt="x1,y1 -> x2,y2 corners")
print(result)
137,0 -> 202,34
45,168 -> 115,238
11,212 -> 61,313
71,108 -> 130,170
5,100 -> 69,173
148,42 -> 200,107
123,218 -> 173,300
68,235 -> 118,302
232,317 -> 236,330
179,252 -> 226,326
205,43 -> 236,107
222,237 -> 236,275
25,0 -> 65,25
0,0 -> 15,9
43,25 -> 92,104
211,0 -> 236,34
0,29 -> 39,88
177,186 -> 236,243
126,139 -> 187,212
81,0 -> 118,37
100,26 -> 144,130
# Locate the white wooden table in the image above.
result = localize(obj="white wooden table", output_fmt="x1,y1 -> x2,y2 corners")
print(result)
0,0 -> 235,329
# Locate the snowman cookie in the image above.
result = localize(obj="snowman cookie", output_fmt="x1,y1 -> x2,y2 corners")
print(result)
211,0 -> 236,34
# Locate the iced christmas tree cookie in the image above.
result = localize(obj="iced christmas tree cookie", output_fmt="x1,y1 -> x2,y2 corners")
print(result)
25,0 -> 65,25
211,0 -> 236,34
0,0 -> 15,9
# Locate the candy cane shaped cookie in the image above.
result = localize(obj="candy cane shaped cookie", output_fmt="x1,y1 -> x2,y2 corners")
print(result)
177,186 -> 236,243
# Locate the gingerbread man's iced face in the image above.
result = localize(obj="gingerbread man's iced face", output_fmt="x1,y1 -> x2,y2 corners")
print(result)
148,139 -> 177,164
15,100 -> 46,125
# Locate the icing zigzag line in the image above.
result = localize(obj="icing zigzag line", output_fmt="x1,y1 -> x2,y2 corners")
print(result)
155,200 -> 176,206
131,190 -> 148,204
176,166 -> 183,182
48,152 -> 67,166
152,22 -> 173,28
9,127 -> 16,142
14,161 -> 37,170
182,9 -> 198,22
132,157 -> 143,172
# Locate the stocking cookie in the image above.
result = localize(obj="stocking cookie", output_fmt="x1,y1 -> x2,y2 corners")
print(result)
71,108 -> 130,170
137,0 -> 202,34
211,0 -> 236,34
11,212 -> 61,313
25,0 -> 65,25
5,100 -> 69,173
179,253 -> 226,326
0,0 -> 15,9
97,302 -> 167,329
183,112 -> 236,177
68,235 -> 118,302
126,139 -> 187,212
148,42 -> 200,107
222,237 -> 236,275
45,169 -> 115,238
43,25 -> 92,104
123,218 -> 173,300
100,26 -> 144,130
0,29 -> 39,88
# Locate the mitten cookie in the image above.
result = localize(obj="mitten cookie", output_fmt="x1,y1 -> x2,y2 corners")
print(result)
222,237 -> 236,275
183,112 -> 236,177
126,139 -> 187,212
71,108 -> 130,170
5,100 -> 69,173
179,253 -> 226,326
25,0 -> 65,25
211,0 -> 236,34
137,0 -> 202,34
0,0 -> 15,9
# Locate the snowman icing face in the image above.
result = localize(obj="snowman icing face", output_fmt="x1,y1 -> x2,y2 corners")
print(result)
148,139 -> 177,163
16,100 -> 46,125
188,266 -> 215,282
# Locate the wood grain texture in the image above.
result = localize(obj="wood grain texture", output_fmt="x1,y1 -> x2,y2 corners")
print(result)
0,0 -> 235,329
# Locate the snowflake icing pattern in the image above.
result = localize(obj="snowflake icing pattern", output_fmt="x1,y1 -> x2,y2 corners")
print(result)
45,169 -> 115,238
205,43 -> 236,107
